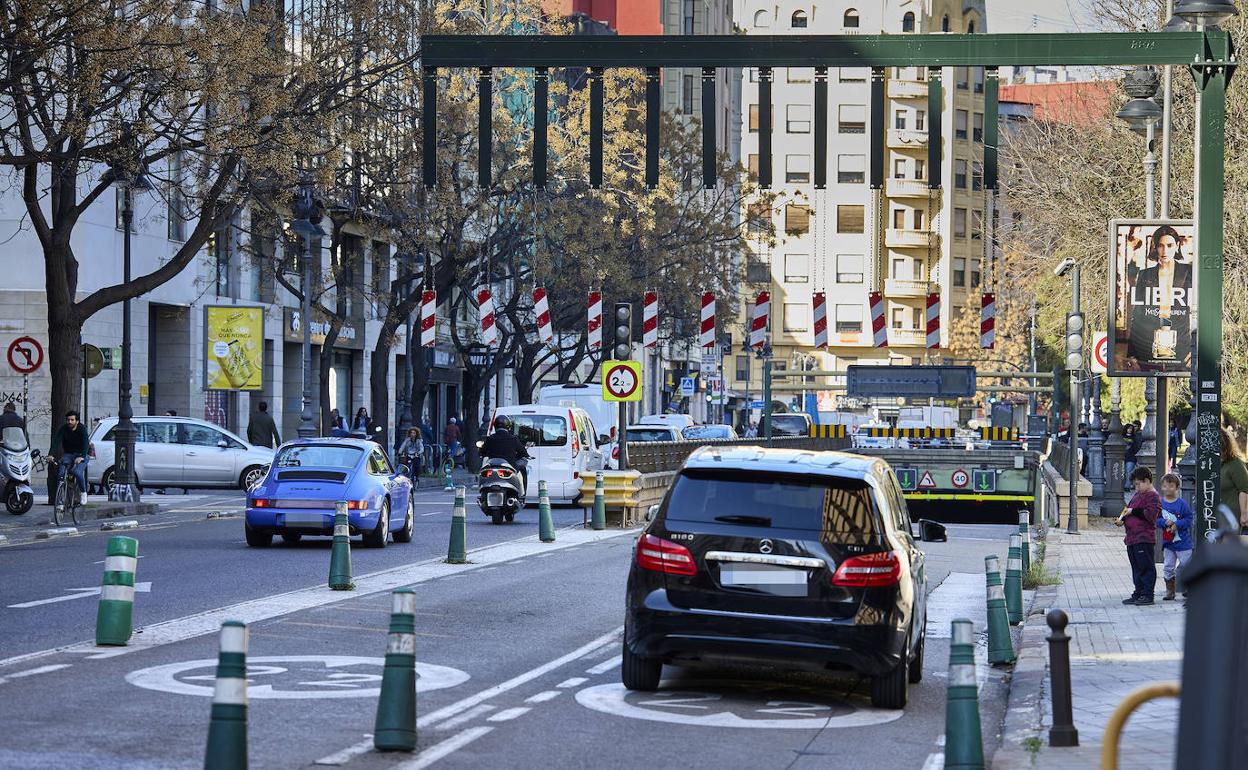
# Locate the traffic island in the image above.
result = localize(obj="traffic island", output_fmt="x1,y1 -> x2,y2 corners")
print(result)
30,500 -> 158,523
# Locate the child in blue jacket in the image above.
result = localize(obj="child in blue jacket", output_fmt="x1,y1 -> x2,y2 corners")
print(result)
1156,473 -> 1194,600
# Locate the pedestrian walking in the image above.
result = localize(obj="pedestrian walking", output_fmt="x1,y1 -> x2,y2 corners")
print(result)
246,401 -> 281,448
1220,426 -> 1248,534
352,407 -> 370,433
1116,466 -> 1161,605
1167,421 -> 1181,472
444,417 -> 462,467
1124,422 -> 1141,490
1156,473 -> 1193,600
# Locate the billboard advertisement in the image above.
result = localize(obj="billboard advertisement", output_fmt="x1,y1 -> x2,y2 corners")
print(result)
1108,219 -> 1194,376
205,306 -> 264,391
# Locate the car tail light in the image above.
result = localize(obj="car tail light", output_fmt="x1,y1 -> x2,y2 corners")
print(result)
831,552 -> 902,588
346,500 -> 369,510
611,445 -> 620,459
635,534 -> 696,576
251,498 -> 272,508
89,443 -> 96,459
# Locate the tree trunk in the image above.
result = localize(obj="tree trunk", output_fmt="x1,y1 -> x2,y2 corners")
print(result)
46,301 -> 83,447
318,317 -> 342,435
370,324 -> 397,452
460,365 -> 484,472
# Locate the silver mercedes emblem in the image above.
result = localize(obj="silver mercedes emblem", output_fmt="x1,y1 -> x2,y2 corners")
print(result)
758,539 -> 774,554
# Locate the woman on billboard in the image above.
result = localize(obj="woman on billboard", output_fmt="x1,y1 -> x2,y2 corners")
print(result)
1127,225 -> 1192,371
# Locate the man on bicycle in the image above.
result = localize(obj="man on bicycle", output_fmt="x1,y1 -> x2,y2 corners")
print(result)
52,410 -> 89,506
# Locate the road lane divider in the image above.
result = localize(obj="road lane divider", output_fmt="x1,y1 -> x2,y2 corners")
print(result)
100,520 -> 139,531
374,589 -> 418,752
447,487 -> 467,564
1005,534 -> 1024,625
96,536 -> 139,646
985,556 -> 1016,666
36,527 -> 79,539
204,620 -> 249,770
943,618 -> 985,770
329,503 -> 356,591
538,480 -> 555,543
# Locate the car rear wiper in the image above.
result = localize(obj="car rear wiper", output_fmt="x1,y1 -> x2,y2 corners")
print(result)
713,514 -> 772,527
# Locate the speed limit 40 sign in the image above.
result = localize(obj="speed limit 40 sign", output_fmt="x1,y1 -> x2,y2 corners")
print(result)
603,360 -> 643,402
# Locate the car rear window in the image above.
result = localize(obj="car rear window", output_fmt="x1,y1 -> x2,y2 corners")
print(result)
664,469 -> 881,542
771,415 -> 809,433
512,415 -> 568,447
683,426 -> 732,440
275,445 -> 363,469
628,428 -> 675,442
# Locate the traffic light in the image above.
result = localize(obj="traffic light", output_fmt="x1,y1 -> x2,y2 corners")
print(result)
1065,312 -> 1085,370
613,302 -> 633,360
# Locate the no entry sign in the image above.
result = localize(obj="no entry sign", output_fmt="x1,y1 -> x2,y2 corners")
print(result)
7,337 -> 43,375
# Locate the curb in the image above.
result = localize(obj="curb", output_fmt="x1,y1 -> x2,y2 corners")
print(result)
207,511 -> 242,520
100,520 -> 140,531
36,527 -> 80,539
0,534 -> 7,545
990,528 -> 1066,770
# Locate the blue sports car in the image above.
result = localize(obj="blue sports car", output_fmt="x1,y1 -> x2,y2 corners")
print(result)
244,438 -> 414,548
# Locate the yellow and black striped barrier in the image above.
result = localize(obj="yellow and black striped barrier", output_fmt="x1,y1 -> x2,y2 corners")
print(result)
978,426 -> 1019,441
859,427 -> 956,439
809,424 -> 848,438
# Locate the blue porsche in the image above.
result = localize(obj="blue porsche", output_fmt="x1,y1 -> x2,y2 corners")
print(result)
244,438 -> 414,548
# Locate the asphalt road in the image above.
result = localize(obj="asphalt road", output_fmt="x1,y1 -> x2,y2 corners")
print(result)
0,495 -> 1022,770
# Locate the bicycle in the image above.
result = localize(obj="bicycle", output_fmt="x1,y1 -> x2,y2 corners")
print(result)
53,459 -> 84,527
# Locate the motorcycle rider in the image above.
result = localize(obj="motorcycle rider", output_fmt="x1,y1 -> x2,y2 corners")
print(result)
480,415 -> 530,492
0,402 -> 24,431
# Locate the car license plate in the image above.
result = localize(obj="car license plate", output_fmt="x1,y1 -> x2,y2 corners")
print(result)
284,512 -> 327,527
487,492 -> 504,507
719,564 -> 809,597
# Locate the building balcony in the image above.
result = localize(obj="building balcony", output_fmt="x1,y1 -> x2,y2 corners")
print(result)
884,278 -> 931,298
885,178 -> 934,198
886,129 -> 928,149
888,328 -> 928,347
885,228 -> 939,249
887,78 -> 928,99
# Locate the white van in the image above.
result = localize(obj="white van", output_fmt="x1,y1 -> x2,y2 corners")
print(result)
488,405 -> 609,504
537,383 -> 618,441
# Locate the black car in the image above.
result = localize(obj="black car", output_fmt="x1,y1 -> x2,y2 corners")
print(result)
762,413 -> 813,437
622,446 -> 945,709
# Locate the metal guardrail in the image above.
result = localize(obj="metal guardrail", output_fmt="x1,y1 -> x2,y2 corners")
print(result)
628,436 -> 852,474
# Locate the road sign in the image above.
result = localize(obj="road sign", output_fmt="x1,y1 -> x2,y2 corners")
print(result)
972,469 -> 997,493
895,467 -> 918,491
749,400 -> 765,409
845,365 -> 976,399
603,360 -> 643,402
83,344 -> 104,379
101,346 -> 123,370
679,376 -> 696,397
917,471 -> 937,489
951,469 -> 970,488
1091,332 -> 1109,374
7,336 -> 43,375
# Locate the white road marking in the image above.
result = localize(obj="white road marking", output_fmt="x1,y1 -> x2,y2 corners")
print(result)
921,751 -> 945,770
8,582 -> 152,609
314,735 -> 374,766
0,527 -> 633,670
925,572 -> 986,639
420,512 -> 442,517
393,726 -> 494,770
525,690 -> 561,704
556,677 -> 588,689
126,658 -> 469,699
432,704 -> 495,732
586,655 -> 622,675
487,707 -> 531,722
0,663 -> 71,685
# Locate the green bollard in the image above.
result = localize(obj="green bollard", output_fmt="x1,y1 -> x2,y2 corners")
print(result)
96,535 -> 138,646
374,589 -> 418,752
591,472 -> 606,531
204,620 -> 249,770
1018,510 -> 1032,575
943,618 -> 985,770
538,480 -> 555,543
1005,533 -> 1024,625
328,503 -> 355,591
447,486 -> 467,563
443,460 -> 455,491
985,555 -> 1016,665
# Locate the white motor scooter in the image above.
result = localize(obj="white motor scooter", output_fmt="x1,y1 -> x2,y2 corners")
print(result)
1,426 -> 36,514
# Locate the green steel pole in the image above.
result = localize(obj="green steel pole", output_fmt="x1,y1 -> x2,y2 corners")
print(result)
763,359 -> 773,447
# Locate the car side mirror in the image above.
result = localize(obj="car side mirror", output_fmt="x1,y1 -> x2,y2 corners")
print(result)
217,439 -> 229,449
396,464 -> 410,477
646,504 -> 659,523
915,519 -> 947,542
598,434 -> 611,446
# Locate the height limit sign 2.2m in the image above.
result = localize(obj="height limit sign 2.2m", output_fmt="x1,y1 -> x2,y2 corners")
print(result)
603,360 -> 642,403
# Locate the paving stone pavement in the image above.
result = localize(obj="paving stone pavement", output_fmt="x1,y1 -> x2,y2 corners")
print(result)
993,518 -> 1185,770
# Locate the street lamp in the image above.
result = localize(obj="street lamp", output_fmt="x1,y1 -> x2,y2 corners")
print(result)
1115,67 -> 1162,137
1173,0 -> 1237,26
290,179 -> 324,439
107,131 -> 153,503
1054,256 -> 1082,533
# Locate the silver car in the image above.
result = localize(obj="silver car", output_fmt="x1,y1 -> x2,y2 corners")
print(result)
88,416 -> 275,491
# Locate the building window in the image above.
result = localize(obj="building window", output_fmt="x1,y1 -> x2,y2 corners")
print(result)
167,151 -> 186,241
753,9 -> 770,27
955,159 -> 968,188
843,9 -> 859,28
972,209 -> 983,240
840,67 -> 868,82
682,74 -> 694,113
971,259 -> 982,287
837,154 -> 865,184
838,104 -> 866,134
211,222 -> 232,297
954,208 -> 967,239
915,159 -> 926,180
788,67 -> 813,83
894,109 -> 907,130
748,67 -> 758,82
902,11 -> 915,32
784,303 -> 809,332
736,355 -> 750,380
835,304 -> 863,333
785,154 -> 811,183
968,19 -> 976,34
837,205 -> 865,233
837,254 -> 865,283
893,158 -> 906,178
973,67 -> 985,93
915,109 -> 926,131
784,253 -> 809,283
972,161 -> 984,191
956,67 -> 969,89
785,204 -> 811,235
891,307 -> 907,329
942,14 -> 950,32
748,104 -> 759,132
748,202 -> 771,237
891,256 -> 906,279
791,10 -> 808,28
955,110 -> 968,140
683,0 -> 695,34
912,209 -> 925,229
892,208 -> 906,230
747,153 -> 759,181
953,257 -> 966,287
973,112 -> 984,142
787,104 -> 812,133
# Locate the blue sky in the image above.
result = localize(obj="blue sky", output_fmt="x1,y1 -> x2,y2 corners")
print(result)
989,0 -> 1094,33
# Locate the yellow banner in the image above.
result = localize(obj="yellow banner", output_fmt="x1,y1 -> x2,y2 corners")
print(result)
206,306 -> 264,391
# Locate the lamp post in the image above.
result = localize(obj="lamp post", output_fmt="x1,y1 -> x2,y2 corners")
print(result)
291,179 -> 324,439
107,134 -> 153,503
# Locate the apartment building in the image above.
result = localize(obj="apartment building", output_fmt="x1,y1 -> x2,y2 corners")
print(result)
731,0 -> 987,416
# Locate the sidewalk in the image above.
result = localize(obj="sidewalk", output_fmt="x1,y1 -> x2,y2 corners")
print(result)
994,519 -> 1185,769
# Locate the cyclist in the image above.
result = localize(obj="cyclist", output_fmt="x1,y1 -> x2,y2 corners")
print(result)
52,410 -> 90,506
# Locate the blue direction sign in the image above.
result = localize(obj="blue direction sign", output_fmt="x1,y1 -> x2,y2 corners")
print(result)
845,365 -> 976,399
972,469 -> 997,493
749,400 -> 766,409
895,467 -> 918,491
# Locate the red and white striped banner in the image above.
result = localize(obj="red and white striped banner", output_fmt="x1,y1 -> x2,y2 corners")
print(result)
925,292 -> 941,349
420,290 -> 437,348
642,291 -> 658,348
980,292 -> 995,349
477,288 -> 497,346
869,291 -> 888,348
812,291 -> 828,349
699,292 -> 716,348
750,291 -> 770,349
587,291 -> 602,350
533,286 -> 553,345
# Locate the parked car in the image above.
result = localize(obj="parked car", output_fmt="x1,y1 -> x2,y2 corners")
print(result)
681,424 -> 738,441
637,414 -> 696,431
245,438 -> 414,548
487,405 -> 609,504
762,412 -> 814,437
88,416 -> 275,492
622,445 -> 946,709
626,424 -> 683,443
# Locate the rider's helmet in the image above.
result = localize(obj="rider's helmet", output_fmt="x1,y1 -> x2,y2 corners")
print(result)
493,415 -> 513,433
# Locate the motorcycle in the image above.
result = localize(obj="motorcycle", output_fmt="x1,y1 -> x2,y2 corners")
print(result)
477,456 -> 527,525
1,427 -> 36,515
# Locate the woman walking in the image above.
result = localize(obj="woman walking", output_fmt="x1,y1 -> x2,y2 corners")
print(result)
1220,426 -> 1248,534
